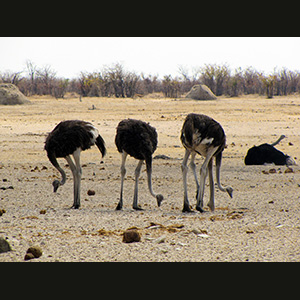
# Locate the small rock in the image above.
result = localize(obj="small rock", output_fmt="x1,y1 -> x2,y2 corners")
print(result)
177,242 -> 187,246
153,154 -> 171,160
0,186 -> 14,190
284,167 -> 294,173
25,246 -> 42,260
0,208 -> 6,216
24,253 -> 35,260
269,168 -> 277,174
0,237 -> 12,253
122,229 -> 141,243
39,209 -> 47,214
191,228 -> 208,235
197,233 -> 210,238
154,235 -> 166,244
87,189 -> 96,196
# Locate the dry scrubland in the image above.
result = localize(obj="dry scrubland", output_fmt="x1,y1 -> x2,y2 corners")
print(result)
0,95 -> 300,262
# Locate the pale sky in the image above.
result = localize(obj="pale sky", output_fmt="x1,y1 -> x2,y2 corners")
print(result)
1,37 -> 300,79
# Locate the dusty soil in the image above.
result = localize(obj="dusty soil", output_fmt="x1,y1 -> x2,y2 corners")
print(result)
0,95 -> 300,262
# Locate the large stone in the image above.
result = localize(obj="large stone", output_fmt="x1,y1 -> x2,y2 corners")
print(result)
0,83 -> 30,105
0,237 -> 12,253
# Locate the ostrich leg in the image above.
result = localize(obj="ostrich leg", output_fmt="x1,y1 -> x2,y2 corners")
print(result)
72,148 -> 82,209
132,160 -> 143,210
181,148 -> 192,212
116,151 -> 127,210
207,159 -> 215,211
189,152 -> 200,202
65,150 -> 81,209
196,146 -> 218,212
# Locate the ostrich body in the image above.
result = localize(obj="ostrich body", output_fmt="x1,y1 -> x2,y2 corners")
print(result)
44,120 -> 106,208
244,135 -> 296,166
115,118 -> 163,210
180,113 -> 233,213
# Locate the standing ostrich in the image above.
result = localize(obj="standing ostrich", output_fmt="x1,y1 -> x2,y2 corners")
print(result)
115,118 -> 164,210
44,120 -> 106,209
180,113 -> 233,212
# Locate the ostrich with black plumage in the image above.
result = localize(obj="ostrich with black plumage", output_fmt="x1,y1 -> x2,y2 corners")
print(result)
180,113 -> 233,213
44,120 -> 106,209
115,118 -> 164,210
244,135 -> 296,166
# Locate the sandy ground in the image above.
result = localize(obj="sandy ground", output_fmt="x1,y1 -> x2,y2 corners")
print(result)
0,94 -> 300,262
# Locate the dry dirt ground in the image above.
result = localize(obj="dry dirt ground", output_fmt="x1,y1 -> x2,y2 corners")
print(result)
0,95 -> 300,262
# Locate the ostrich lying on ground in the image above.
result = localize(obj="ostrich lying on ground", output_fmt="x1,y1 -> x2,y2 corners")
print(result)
244,135 -> 296,166
180,113 -> 233,212
115,118 -> 164,210
44,120 -> 106,208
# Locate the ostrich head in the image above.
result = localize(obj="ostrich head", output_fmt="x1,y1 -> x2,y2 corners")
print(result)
226,186 -> 233,198
156,194 -> 164,207
52,180 -> 61,193
286,156 -> 296,166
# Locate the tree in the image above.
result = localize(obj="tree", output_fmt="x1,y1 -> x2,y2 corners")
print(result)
52,78 -> 69,98
0,70 -> 23,85
26,60 -> 37,95
106,63 -> 126,98
162,75 -> 180,98
37,65 -> 56,95
260,74 -> 276,98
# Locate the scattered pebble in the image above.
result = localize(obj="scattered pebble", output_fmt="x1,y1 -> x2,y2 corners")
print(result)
39,209 -> 47,214
191,228 -> 208,235
0,237 -> 12,253
24,246 -> 43,260
24,253 -> 35,260
284,167 -> 294,173
153,154 -> 171,160
122,229 -> 141,243
0,186 -> 14,190
197,233 -> 210,238
87,189 -> 96,196
154,235 -> 166,244
177,242 -> 187,246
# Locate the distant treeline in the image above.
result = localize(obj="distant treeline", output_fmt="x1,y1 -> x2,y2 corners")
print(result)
1,60 -> 300,99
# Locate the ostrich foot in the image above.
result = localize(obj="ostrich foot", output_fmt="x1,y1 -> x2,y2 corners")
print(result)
133,205 -> 144,211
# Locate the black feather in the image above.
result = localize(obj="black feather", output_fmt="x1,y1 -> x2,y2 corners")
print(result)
45,120 -> 105,158
181,113 -> 226,155
244,144 -> 289,165
115,119 -> 158,160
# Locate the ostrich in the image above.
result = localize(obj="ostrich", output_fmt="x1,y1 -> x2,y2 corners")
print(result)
244,135 -> 296,166
180,113 -> 233,213
115,118 -> 164,210
44,120 -> 106,209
